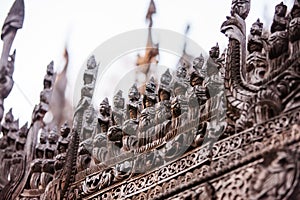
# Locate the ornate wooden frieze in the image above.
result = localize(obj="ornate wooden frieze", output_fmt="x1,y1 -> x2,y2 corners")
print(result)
0,0 -> 300,199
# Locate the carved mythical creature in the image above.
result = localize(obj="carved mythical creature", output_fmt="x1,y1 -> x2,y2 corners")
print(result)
0,0 -> 24,122
221,0 -> 260,132
230,0 -> 251,20
250,150 -> 297,200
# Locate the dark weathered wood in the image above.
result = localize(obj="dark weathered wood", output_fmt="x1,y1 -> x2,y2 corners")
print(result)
1,0 -> 300,199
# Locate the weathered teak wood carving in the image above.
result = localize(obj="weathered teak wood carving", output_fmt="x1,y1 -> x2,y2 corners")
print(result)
0,0 -> 300,199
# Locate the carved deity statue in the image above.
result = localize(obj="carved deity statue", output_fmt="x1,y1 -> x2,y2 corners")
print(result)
138,77 -> 157,147
205,44 -> 224,97
92,98 -> 111,164
271,2 -> 288,33
248,19 -> 264,53
122,102 -> 139,151
156,69 -> 172,123
82,105 -> 97,140
35,128 -> 47,159
154,69 -> 173,140
57,122 -> 70,154
112,90 -> 126,126
190,69 -> 209,107
192,54 -> 206,78
128,83 -> 142,116
15,123 -> 28,151
45,128 -> 59,159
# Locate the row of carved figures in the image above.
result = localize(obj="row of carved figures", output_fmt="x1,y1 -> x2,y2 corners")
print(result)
76,43 -> 227,171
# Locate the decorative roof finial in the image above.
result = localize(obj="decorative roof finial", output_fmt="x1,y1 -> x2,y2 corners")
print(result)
146,0 -> 156,28
0,0 -> 25,71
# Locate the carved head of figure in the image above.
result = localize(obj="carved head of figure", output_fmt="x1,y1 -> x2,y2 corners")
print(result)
113,90 -> 125,109
99,97 -> 110,117
231,0 -> 251,20
176,64 -> 187,79
48,128 -> 59,144
192,54 -> 205,70
127,103 -> 138,120
209,43 -> 220,59
39,129 -> 47,144
275,2 -> 287,17
173,78 -> 187,96
18,122 -> 28,138
60,121 -> 70,138
143,77 -> 157,108
4,108 -> 13,123
128,83 -> 140,102
158,69 -> 172,101
250,19 -> 263,36
190,69 -> 204,87
87,55 -> 97,69
291,0 -> 300,18
46,61 -> 54,76
1,108 -> 14,135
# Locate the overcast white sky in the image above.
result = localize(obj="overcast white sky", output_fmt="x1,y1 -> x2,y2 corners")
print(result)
0,0 -> 294,125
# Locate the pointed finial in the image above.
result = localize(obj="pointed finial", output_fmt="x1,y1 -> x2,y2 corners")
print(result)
1,0 -> 25,40
87,55 -> 97,69
47,61 -> 54,75
100,97 -> 109,107
160,69 -> 172,85
19,122 -> 28,136
146,0 -> 156,27
115,90 -> 123,98
4,108 -> 14,122
129,83 -> 140,101
253,18 -> 263,28
145,76 -> 156,94
11,119 -> 19,131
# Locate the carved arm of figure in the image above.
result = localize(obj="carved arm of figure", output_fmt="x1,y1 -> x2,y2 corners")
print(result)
107,126 -> 123,158
29,159 -> 43,189
40,159 -> 55,189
